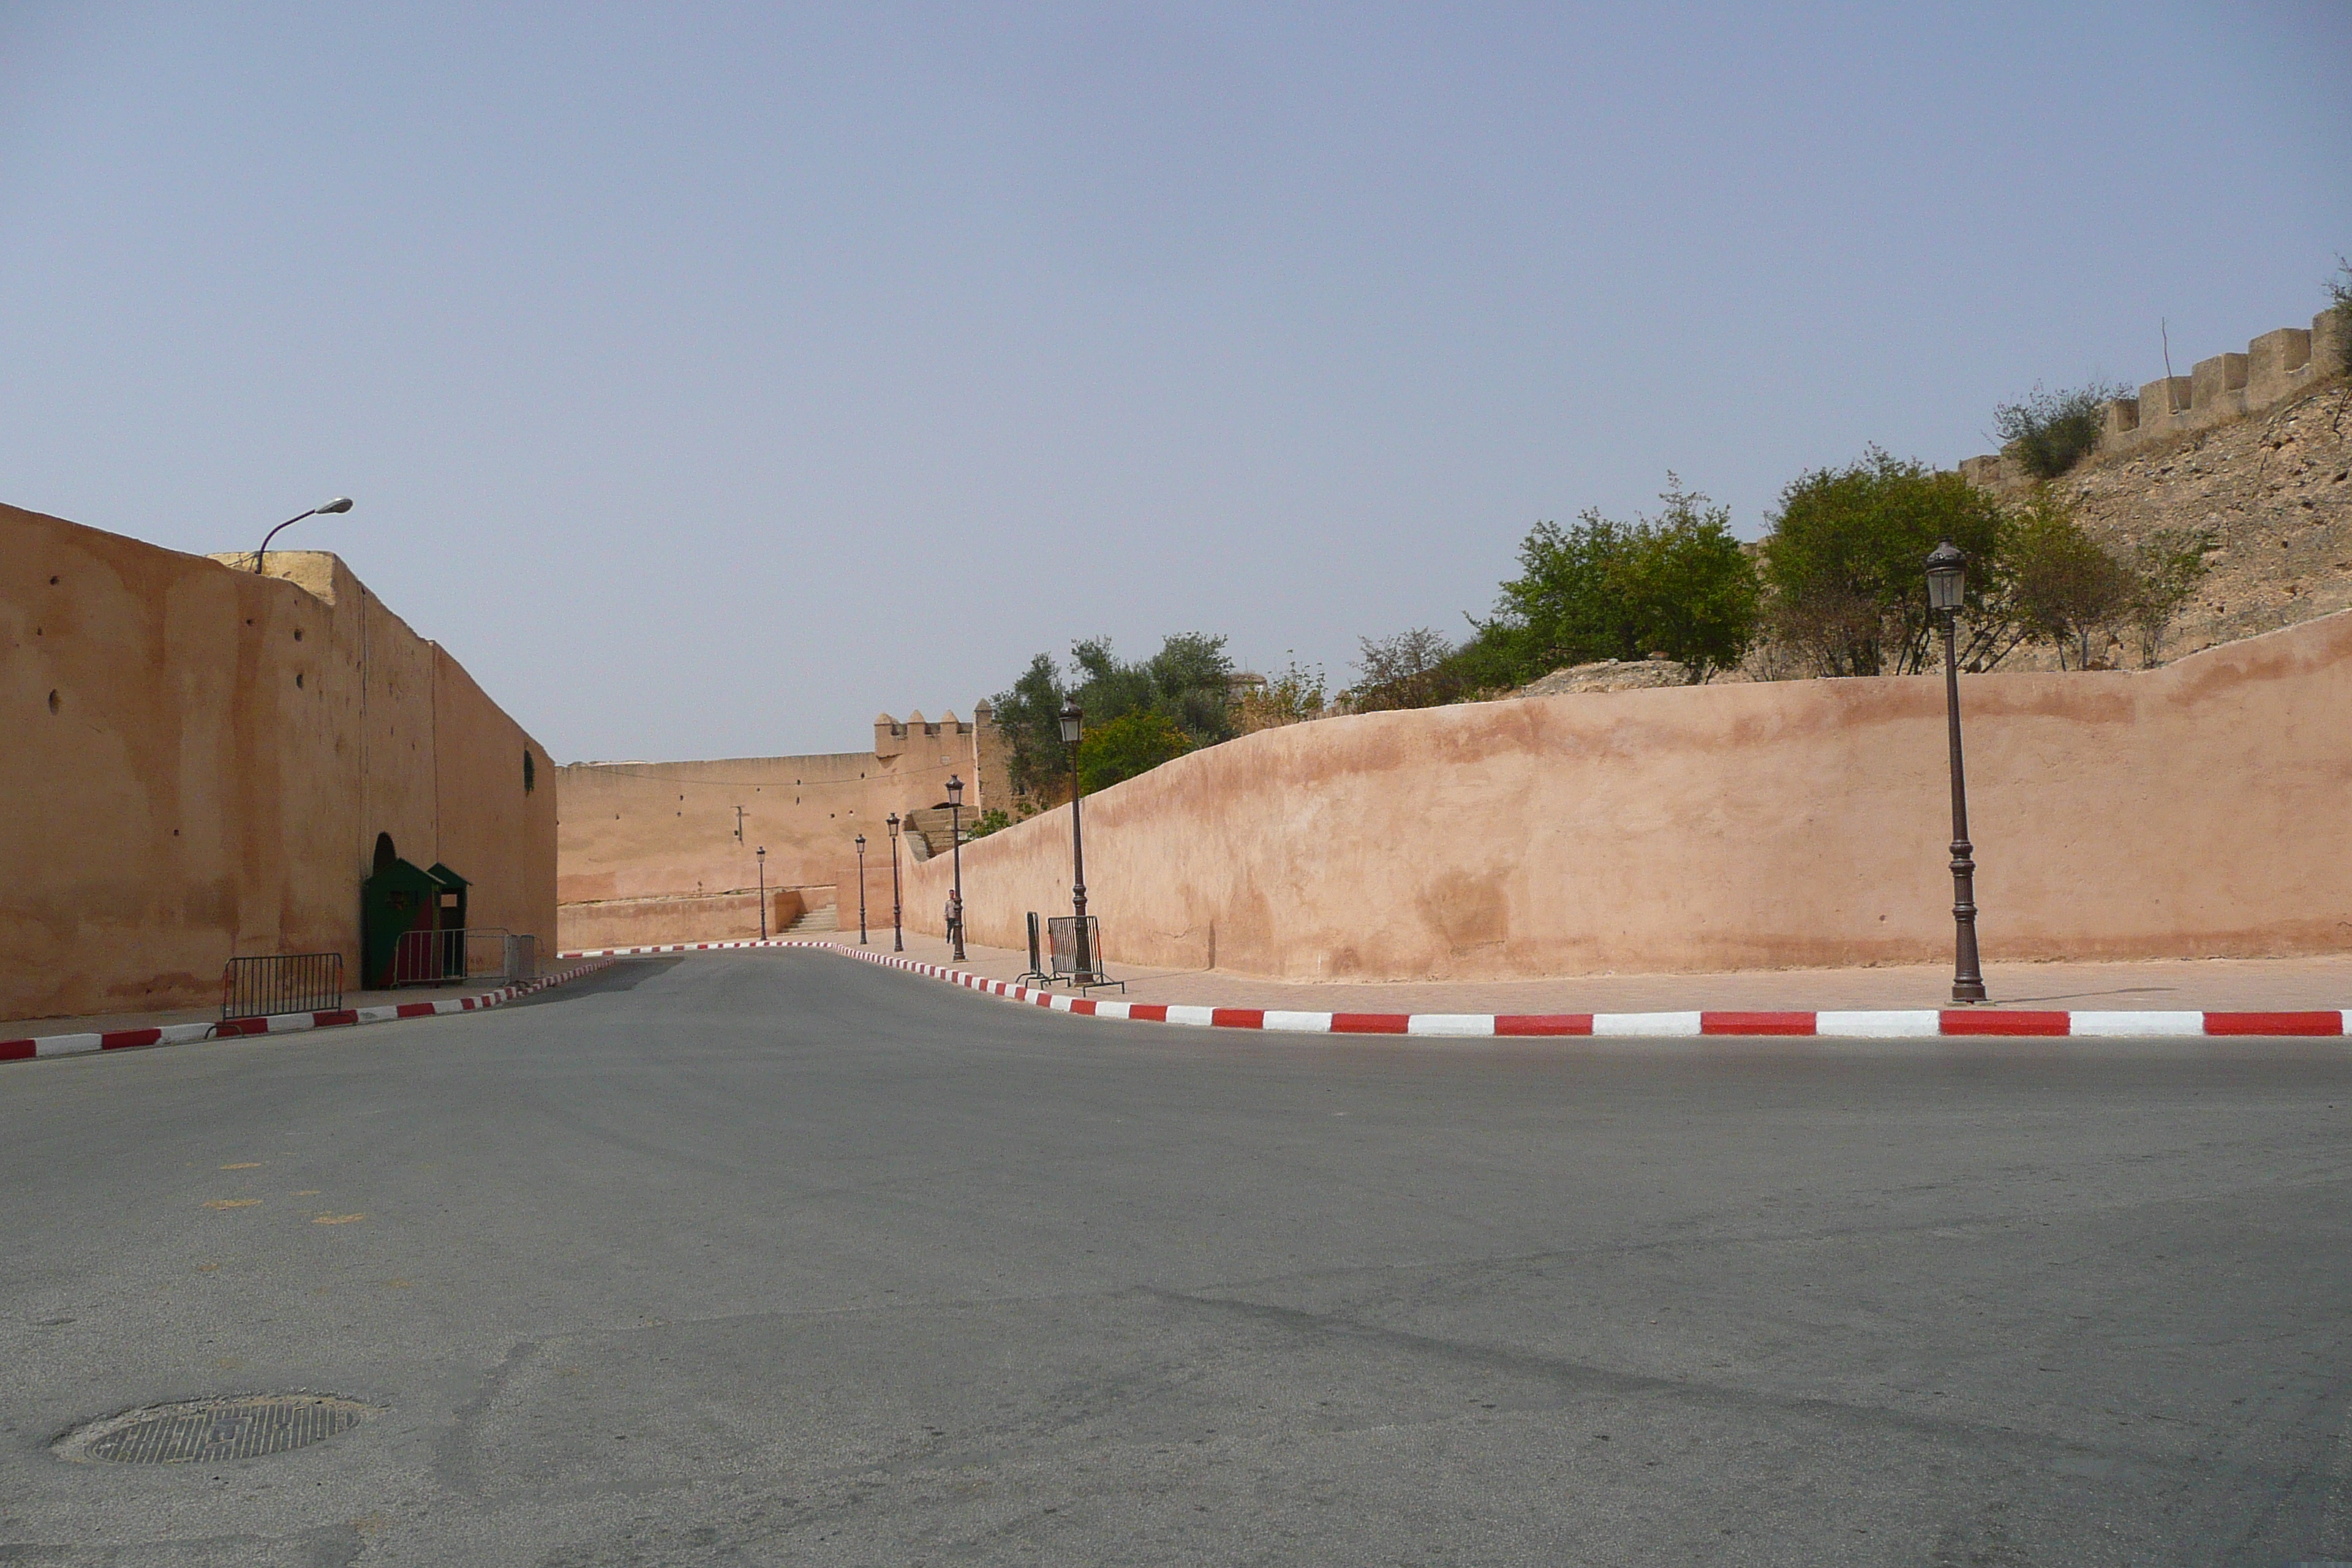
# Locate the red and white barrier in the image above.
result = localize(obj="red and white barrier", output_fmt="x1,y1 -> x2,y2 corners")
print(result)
560,940 -> 2352,1040
2,960 -> 616,1066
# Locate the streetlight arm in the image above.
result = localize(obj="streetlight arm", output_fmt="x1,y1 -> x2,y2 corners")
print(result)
252,509 -> 318,573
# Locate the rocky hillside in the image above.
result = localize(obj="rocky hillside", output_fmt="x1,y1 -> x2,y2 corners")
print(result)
2046,378 -> 2351,668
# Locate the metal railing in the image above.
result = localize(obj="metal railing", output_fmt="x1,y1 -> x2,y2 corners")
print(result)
392,927 -> 466,987
1016,911 -> 1051,987
222,952 -> 344,1022
1044,916 -> 1123,993
393,927 -> 539,987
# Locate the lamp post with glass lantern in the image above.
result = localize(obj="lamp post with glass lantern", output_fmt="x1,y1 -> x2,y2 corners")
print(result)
886,813 -> 904,952
854,834 -> 868,944
755,845 -> 768,941
941,775 -> 966,961
1060,702 -> 1095,982
1927,540 -> 1987,1004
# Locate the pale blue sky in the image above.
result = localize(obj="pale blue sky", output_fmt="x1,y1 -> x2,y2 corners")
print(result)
4,3 -> 2346,760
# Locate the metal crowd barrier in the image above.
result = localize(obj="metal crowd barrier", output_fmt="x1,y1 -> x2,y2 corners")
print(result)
395,927 -> 539,988
392,927 -> 466,987
222,952 -> 344,1022
1044,916 -> 1123,994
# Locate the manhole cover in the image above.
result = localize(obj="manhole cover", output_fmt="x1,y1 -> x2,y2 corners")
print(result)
56,1395 -> 377,1464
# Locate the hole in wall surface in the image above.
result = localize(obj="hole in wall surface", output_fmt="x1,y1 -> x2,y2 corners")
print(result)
48,690 -> 61,714
295,673 -> 304,688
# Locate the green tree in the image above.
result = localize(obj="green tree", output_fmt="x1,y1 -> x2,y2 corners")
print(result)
1142,632 -> 1237,747
2006,489 -> 2133,668
1762,448 -> 2010,676
990,652 -> 1070,799
2125,527 -> 2214,666
1077,709 -> 1194,794
1480,478 -> 1759,685
990,633 -> 1238,799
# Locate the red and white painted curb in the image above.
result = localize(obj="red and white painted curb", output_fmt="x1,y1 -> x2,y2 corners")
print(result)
2,960 -> 617,1066
559,940 -> 2352,1039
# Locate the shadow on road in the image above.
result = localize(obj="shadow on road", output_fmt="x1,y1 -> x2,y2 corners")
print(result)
503,957 -> 688,1009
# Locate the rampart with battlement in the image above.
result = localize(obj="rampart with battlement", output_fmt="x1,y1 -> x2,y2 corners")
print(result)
1961,307 -> 2346,491
554,704 -> 1011,949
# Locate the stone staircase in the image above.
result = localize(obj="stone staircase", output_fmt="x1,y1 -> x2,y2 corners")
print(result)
902,807 -> 960,859
783,905 -> 839,935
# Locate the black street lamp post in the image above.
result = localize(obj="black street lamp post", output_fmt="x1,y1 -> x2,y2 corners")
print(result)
1060,702 -> 1095,983
855,834 -> 868,945
252,497 -> 353,573
1928,540 -> 1988,1004
886,813 -> 904,952
943,775 -> 966,962
755,845 -> 768,941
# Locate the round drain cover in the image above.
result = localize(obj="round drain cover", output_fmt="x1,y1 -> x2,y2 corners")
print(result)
58,1395 -> 376,1464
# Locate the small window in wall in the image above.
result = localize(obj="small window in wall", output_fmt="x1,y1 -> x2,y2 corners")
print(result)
524,749 -> 536,794
374,833 -> 397,875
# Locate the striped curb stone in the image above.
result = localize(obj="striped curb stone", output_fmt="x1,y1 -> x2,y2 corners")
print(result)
2,960 -> 617,1066
558,940 -> 2352,1040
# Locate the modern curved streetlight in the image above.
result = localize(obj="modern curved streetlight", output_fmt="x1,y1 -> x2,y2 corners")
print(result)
1928,540 -> 1986,1004
252,497 -> 354,573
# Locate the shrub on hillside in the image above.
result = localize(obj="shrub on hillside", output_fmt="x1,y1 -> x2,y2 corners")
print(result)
1992,381 -> 2130,480
1762,449 -> 2016,676
2329,257 -> 2352,375
1232,657 -> 1328,733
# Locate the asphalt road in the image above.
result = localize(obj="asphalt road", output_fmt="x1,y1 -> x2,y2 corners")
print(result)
4,949 -> 2351,1567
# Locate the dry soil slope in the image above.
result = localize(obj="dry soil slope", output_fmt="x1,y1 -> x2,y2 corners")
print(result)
2054,378 -> 2352,666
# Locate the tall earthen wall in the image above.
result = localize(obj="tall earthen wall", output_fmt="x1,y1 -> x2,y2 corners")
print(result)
901,609 -> 2352,979
556,706 -> 1011,949
1,504 -> 557,1020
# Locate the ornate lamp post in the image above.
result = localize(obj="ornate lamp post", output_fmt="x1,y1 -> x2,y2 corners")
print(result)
854,834 -> 869,945
943,774 -> 966,961
1928,541 -> 1987,1004
885,813 -> 904,953
1060,701 -> 1096,983
252,496 -> 353,573
755,845 -> 768,941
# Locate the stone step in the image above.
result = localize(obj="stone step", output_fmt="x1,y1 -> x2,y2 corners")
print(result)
784,906 -> 839,934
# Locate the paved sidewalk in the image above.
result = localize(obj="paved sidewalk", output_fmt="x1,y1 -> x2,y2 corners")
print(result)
1,963 -> 608,1043
828,932 -> 2352,1014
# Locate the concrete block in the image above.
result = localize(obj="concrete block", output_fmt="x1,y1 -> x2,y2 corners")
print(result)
2247,327 -> 2310,382
1958,454 -> 2008,489
2190,353 -> 2248,410
2103,396 -> 2140,438
2140,375 -> 2193,421
2315,308 -> 2351,379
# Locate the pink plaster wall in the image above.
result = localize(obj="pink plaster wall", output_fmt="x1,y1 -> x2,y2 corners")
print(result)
1,503 -> 556,1019
901,610 -> 2352,978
